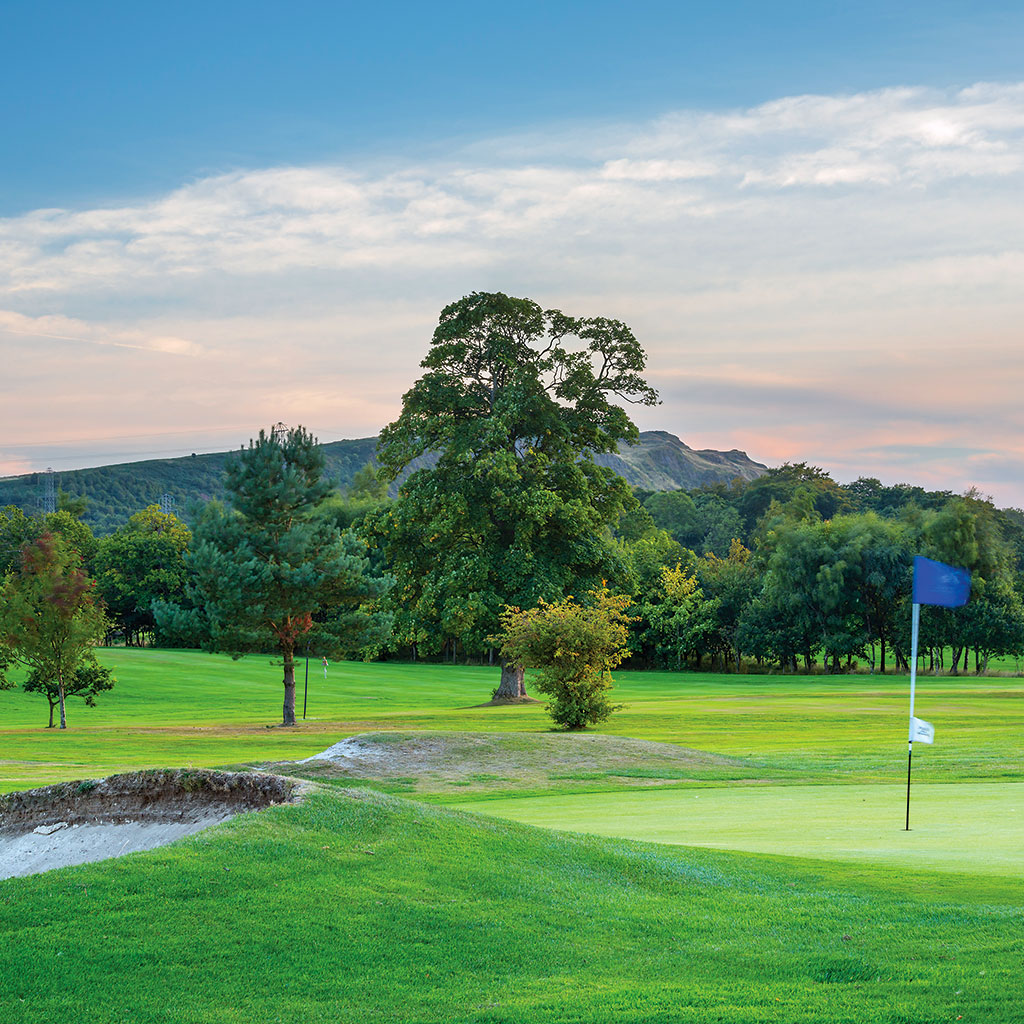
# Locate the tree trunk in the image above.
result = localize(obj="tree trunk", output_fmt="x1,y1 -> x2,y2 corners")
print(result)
58,677 -> 67,730
47,697 -> 56,729
880,636 -> 886,674
282,646 -> 297,726
495,660 -> 527,699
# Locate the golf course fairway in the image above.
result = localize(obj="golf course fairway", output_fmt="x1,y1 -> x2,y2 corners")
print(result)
456,782 -> 1024,878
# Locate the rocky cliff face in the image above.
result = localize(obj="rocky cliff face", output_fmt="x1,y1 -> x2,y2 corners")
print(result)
594,431 -> 766,490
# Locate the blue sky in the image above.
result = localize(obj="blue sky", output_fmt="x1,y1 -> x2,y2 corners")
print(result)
5,1 -> 1021,213
3,1 -> 1024,505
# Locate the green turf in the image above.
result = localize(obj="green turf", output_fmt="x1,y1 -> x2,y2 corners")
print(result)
455,782 -> 1024,884
3,648 -> 1023,792
2,788 -> 1022,1023
3,649 -> 1024,1021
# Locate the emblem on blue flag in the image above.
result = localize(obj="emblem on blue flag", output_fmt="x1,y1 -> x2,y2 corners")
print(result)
912,556 -> 971,608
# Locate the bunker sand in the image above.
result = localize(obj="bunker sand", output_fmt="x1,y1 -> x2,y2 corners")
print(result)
0,769 -> 297,879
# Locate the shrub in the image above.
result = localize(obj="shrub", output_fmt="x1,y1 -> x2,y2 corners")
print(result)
496,587 -> 634,729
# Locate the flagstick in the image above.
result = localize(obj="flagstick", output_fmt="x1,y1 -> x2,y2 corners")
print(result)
905,602 -> 920,831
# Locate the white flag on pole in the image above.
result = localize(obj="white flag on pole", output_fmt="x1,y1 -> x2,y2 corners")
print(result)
911,717 -> 935,744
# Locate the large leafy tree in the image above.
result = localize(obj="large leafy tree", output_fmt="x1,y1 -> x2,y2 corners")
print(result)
371,291 -> 658,698
0,532 -> 113,729
94,505 -> 192,645
160,425 -> 384,726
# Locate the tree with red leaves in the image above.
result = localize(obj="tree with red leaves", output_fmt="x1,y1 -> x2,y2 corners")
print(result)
0,531 -> 112,729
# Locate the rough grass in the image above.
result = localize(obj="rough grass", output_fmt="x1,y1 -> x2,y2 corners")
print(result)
281,730 -> 753,797
2,788 -> 1022,1023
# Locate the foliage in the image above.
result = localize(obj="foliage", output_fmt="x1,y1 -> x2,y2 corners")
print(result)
497,587 -> 633,729
643,489 -> 701,546
156,425 -> 387,725
93,505 -> 192,645
635,561 -> 719,669
23,654 -> 114,729
697,539 -> 758,669
370,291 -> 657,696
0,531 -> 112,728
0,504 -> 38,575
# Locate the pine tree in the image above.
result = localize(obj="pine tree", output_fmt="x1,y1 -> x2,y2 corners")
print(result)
170,425 -> 385,726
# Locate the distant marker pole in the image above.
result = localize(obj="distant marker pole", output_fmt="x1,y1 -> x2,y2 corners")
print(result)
303,649 -> 309,721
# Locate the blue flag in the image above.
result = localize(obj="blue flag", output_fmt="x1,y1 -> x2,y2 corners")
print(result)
912,555 -> 971,607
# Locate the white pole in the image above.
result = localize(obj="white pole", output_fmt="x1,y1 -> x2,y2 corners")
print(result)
905,602 -> 921,830
908,602 -> 920,735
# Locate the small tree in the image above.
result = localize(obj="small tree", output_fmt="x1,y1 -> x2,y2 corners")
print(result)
497,587 -> 633,730
23,656 -> 114,729
0,532 -> 113,729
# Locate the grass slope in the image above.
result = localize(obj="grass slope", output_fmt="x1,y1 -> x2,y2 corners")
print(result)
2,788 -> 1021,1024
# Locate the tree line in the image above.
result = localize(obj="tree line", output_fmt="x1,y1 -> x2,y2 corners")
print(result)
4,292 -> 1024,728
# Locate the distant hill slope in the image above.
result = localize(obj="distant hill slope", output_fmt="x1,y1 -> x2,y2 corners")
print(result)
0,431 -> 765,533
592,430 -> 766,491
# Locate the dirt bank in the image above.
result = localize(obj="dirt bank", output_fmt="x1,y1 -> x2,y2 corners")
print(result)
0,769 -> 297,880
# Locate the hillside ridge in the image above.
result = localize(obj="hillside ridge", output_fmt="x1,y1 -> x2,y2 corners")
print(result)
0,431 -> 766,532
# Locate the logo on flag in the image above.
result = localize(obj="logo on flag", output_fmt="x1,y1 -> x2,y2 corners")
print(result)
910,717 -> 934,744
912,556 -> 971,608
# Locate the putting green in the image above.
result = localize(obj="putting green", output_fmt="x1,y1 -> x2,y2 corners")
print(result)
457,782 -> 1024,878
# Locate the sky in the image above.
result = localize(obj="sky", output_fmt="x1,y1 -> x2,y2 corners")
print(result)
2,1 -> 1024,506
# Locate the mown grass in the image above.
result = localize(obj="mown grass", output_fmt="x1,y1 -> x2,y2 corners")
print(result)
2,788 -> 1022,1023
455,781 -> 1024,885
3,649 -> 1022,792
3,650 -> 1023,1021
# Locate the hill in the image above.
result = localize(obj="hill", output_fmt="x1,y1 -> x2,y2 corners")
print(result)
0,431 -> 765,533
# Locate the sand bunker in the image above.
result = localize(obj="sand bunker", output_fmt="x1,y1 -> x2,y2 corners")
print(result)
0,769 -> 296,880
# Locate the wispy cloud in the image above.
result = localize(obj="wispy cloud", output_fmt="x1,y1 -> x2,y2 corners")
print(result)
2,83 -> 1024,504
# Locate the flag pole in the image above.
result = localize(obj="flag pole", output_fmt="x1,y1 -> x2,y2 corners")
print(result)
905,602 -> 920,831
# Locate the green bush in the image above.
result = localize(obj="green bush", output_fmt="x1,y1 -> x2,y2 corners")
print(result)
496,587 -> 633,729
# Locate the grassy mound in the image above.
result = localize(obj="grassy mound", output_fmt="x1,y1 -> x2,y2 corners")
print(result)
285,730 -> 752,797
1,787 -> 1020,1023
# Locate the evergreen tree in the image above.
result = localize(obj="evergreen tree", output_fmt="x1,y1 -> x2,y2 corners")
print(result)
162,425 -> 385,725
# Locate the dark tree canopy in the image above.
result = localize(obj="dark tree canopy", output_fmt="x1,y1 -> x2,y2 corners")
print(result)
371,291 -> 658,697
94,505 -> 191,646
